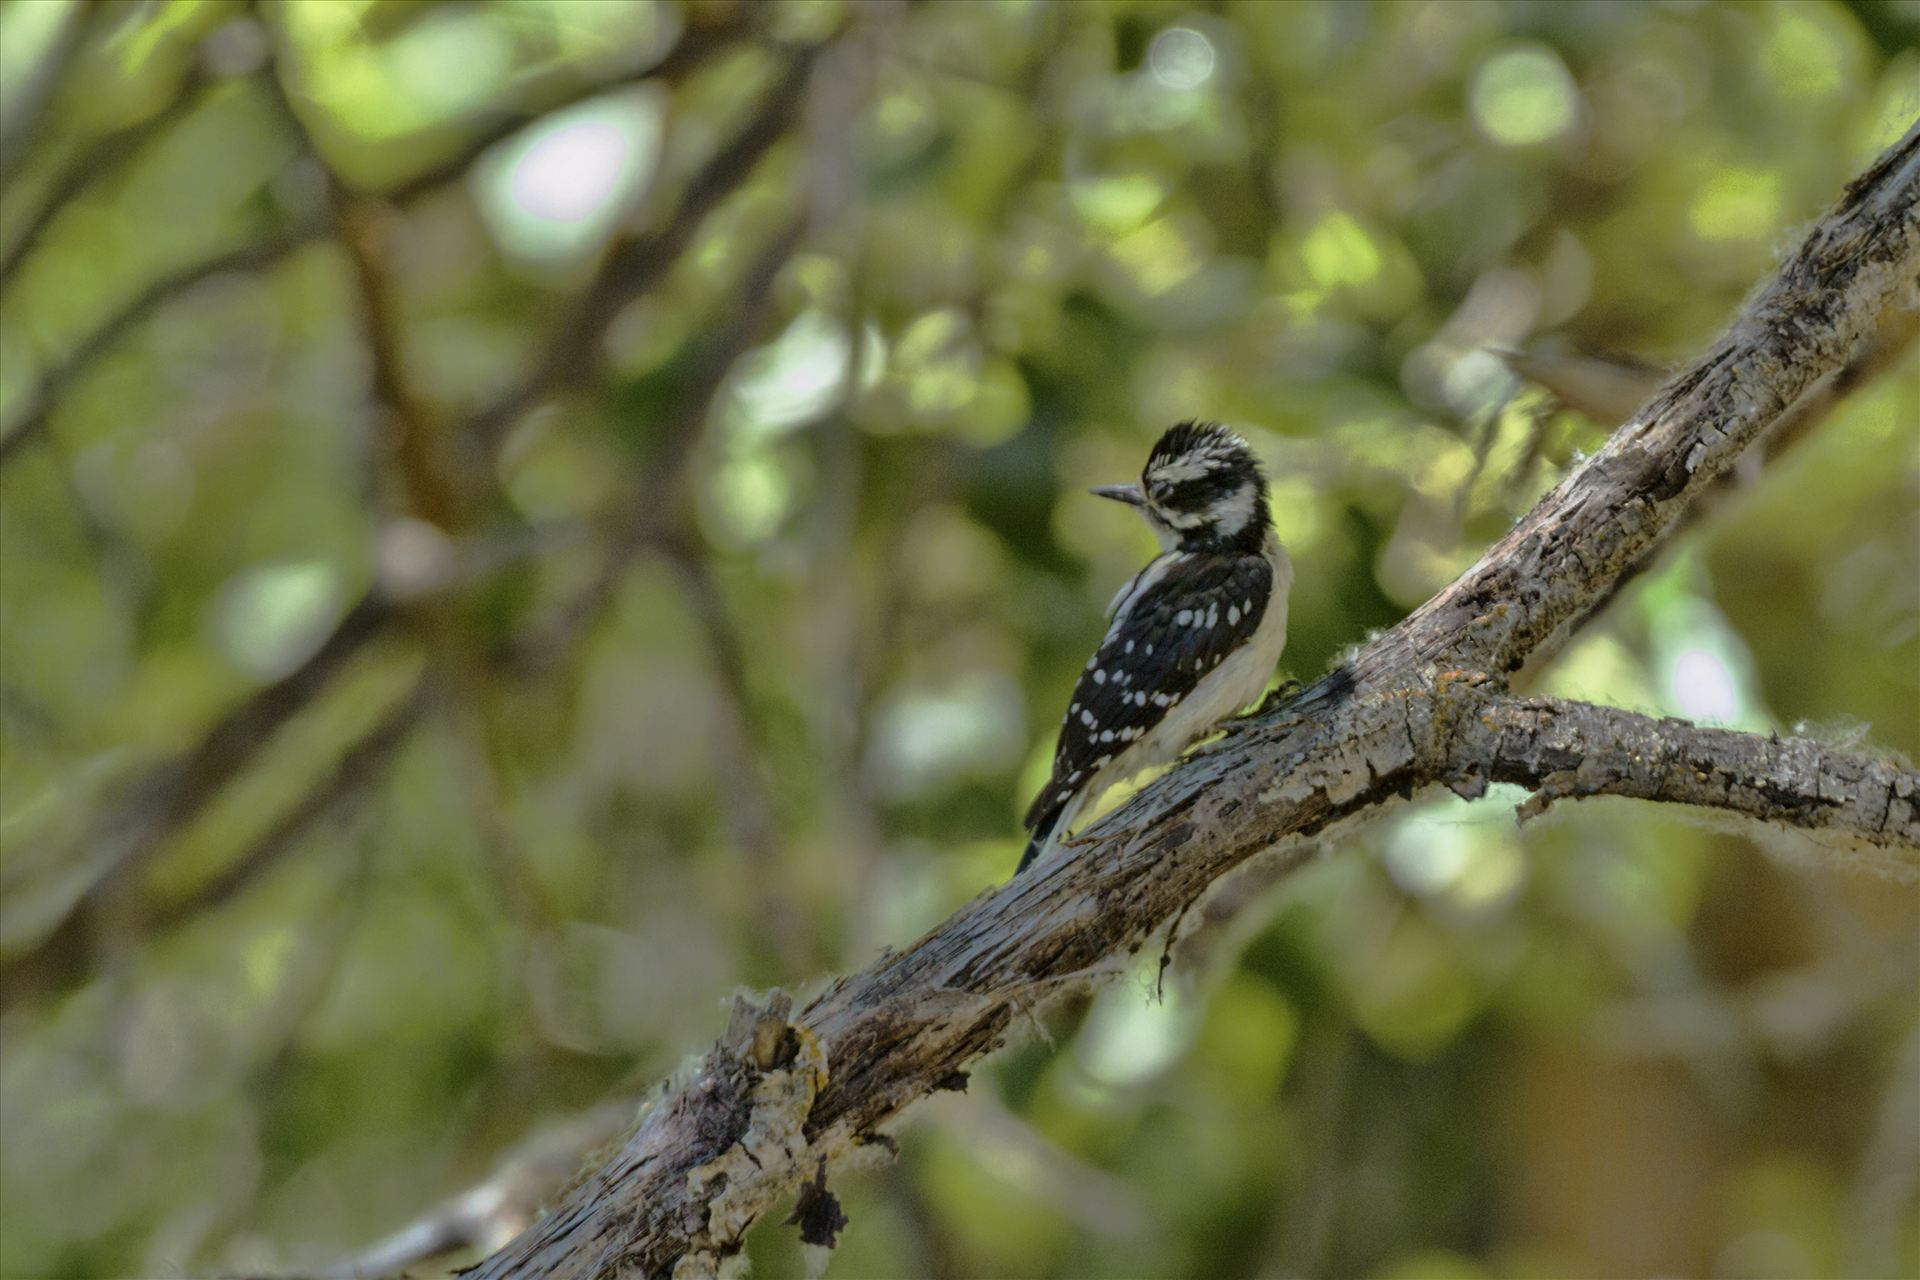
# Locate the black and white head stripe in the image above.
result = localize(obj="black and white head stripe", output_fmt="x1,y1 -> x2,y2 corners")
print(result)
1024,552 -> 1274,837
1145,420 -> 1262,492
1137,422 -> 1270,550
1145,421 -> 1254,482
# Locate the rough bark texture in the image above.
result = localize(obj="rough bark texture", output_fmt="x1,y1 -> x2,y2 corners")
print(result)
465,123 -> 1920,1280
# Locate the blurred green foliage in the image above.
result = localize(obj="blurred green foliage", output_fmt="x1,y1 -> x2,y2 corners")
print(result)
1,1 -> 1916,1278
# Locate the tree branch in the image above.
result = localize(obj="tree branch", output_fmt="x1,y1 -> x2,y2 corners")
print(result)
378,10 -> 748,206
141,674 -> 431,936
0,227 -> 329,469
507,214 -> 809,670
463,121 -> 1920,1279
0,594 -> 393,1010
0,39 -> 827,1012
0,64 -> 214,288
1399,121 -> 1920,682
0,0 -> 117,193
460,47 -> 823,456
0,15 -> 752,471
1449,689 -> 1918,873
319,1099 -> 637,1279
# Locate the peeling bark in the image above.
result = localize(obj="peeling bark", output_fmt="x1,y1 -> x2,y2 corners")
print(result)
465,122 -> 1920,1280
1466,694 -> 1918,862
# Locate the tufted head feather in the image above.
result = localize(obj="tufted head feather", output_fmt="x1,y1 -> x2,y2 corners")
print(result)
1132,421 -> 1270,552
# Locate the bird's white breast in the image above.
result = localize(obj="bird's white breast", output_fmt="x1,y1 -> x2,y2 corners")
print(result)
1086,533 -> 1292,800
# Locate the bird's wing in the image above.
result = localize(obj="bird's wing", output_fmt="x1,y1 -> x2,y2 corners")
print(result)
1025,553 -> 1273,832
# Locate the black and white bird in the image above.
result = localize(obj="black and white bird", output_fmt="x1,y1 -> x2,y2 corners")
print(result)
1017,422 -> 1292,874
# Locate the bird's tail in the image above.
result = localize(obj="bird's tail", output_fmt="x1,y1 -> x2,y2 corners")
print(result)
1014,792 -> 1080,876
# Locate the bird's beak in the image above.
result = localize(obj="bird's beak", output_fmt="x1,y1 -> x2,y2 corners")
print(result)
1091,483 -> 1146,507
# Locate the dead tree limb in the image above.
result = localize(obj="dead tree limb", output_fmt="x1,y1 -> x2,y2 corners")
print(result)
465,121 -> 1920,1280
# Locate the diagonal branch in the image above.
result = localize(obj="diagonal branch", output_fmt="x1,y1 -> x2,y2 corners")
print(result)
0,64 -> 215,288
319,1099 -> 636,1279
379,10 -> 748,205
507,213 -> 808,669
1401,119 -> 1920,681
464,120 -> 1920,1280
0,42 -> 829,1012
141,673 -> 432,936
461,47 -> 823,455
0,0 -> 118,193
0,227 -> 328,469
0,594 -> 393,1010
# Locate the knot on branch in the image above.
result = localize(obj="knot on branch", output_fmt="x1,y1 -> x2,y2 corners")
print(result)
674,991 -> 831,1279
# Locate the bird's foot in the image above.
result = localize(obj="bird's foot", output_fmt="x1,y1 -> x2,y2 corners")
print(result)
1253,677 -> 1303,716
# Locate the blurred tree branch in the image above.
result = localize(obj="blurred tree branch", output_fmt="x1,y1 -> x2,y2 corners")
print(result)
0,593 -> 394,1010
141,673 -> 431,936
317,1099 -> 637,1280
0,228 -> 329,470
0,61 -> 214,288
377,10 -> 751,206
460,47 -> 822,458
0,28 -> 833,1014
464,122 -> 1920,1279
509,214 -> 807,668
0,0 -> 119,193
0,10 -> 752,471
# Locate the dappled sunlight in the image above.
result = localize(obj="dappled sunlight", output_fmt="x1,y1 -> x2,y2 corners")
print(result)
0,1 -> 1913,1277
476,90 -> 662,266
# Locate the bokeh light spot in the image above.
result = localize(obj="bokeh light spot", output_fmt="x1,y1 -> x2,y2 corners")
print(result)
477,89 -> 661,266
1688,166 -> 1781,243
1078,971 -> 1194,1087
1668,647 -> 1741,723
727,309 -> 853,439
706,449 -> 792,547
1068,173 -> 1167,234
1471,44 -> 1580,147
213,560 -> 342,679
1148,27 -> 1216,91
511,120 -> 629,223
1301,211 -> 1384,290
1764,8 -> 1850,101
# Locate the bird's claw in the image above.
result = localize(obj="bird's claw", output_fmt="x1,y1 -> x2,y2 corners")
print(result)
1253,677 -> 1303,716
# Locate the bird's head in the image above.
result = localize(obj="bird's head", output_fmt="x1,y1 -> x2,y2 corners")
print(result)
1093,421 -> 1271,553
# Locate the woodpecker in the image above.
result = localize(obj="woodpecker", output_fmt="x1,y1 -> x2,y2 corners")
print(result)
1017,422 -> 1292,874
